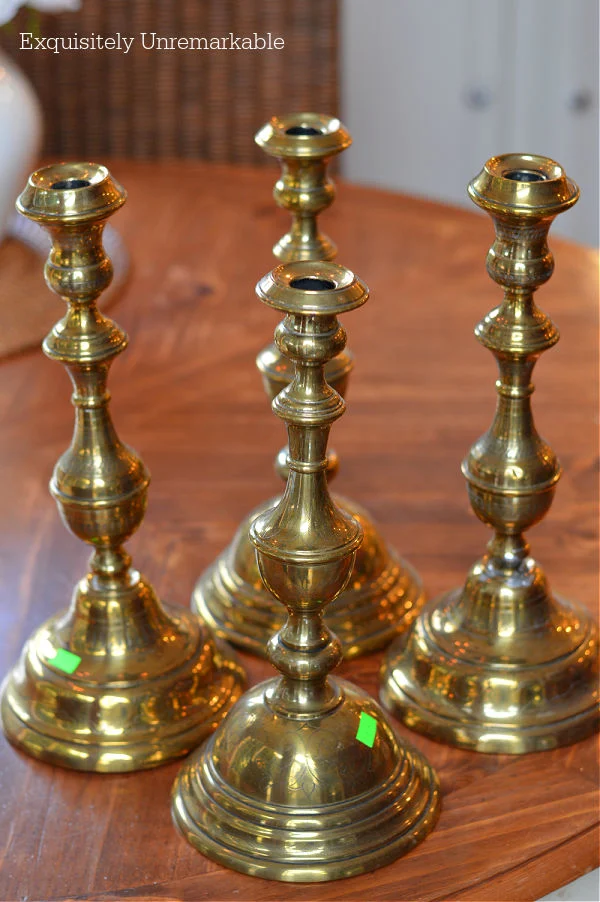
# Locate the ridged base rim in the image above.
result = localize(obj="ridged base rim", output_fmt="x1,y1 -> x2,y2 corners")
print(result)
193,549 -> 424,661
380,591 -> 600,754
171,685 -> 440,882
0,608 -> 246,772
380,678 -> 599,754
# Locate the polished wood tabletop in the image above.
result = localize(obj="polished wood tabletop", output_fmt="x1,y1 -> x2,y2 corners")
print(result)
0,161 -> 597,902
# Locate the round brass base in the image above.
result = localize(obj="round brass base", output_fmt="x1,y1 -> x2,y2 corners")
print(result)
1,603 -> 245,772
380,589 -> 599,754
193,494 -> 424,660
172,678 -> 440,883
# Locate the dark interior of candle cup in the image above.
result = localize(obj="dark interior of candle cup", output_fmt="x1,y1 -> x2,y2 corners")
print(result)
290,277 -> 336,291
504,169 -> 547,182
285,126 -> 323,136
50,178 -> 92,190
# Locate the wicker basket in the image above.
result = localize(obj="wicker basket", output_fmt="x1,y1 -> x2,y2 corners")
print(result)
1,0 -> 339,163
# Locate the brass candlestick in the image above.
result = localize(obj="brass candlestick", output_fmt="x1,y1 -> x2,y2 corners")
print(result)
193,112 -> 424,658
0,163 -> 244,772
172,262 -> 440,883
381,154 -> 599,753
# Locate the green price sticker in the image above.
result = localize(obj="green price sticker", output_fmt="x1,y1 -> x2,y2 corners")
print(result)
356,711 -> 377,748
47,648 -> 81,674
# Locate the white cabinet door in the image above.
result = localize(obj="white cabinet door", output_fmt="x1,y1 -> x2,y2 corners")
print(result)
341,0 -> 598,245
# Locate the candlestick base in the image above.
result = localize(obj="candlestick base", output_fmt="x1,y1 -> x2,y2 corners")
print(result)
193,494 -> 424,660
1,577 -> 245,772
172,677 -> 440,883
380,585 -> 599,754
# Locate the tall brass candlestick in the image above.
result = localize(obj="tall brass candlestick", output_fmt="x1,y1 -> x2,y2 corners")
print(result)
0,163 -> 244,772
193,112 -> 424,659
381,154 -> 599,753
172,261 -> 440,882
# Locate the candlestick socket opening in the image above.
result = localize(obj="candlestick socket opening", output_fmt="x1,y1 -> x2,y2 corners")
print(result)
290,277 -> 336,291
50,178 -> 92,190
285,125 -> 323,136
504,169 -> 547,183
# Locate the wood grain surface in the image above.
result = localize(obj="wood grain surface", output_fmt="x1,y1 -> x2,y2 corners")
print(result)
0,161 -> 597,902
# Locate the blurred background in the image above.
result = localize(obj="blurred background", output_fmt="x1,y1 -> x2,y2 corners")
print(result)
342,0 -> 599,246
0,0 -> 598,245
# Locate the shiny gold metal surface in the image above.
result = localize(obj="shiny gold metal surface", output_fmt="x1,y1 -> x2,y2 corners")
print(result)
193,113 -> 424,658
255,112 -> 354,481
381,154 -> 599,753
255,111 -> 351,263
0,163 -> 245,772
173,261 -> 440,882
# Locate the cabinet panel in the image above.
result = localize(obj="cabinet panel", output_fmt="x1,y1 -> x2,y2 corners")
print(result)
341,0 -> 598,245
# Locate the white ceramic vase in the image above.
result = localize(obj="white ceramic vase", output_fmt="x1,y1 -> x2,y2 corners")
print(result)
0,48 -> 42,242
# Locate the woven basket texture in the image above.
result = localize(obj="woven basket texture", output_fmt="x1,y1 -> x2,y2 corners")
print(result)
1,0 -> 339,163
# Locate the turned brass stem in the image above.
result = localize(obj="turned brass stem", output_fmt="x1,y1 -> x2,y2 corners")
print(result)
23,166 -> 160,670
250,274 -> 363,716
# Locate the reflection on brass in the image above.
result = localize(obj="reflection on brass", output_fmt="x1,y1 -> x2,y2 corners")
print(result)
0,163 -> 245,772
193,113 -> 424,659
256,110 -> 350,263
381,154 -> 599,753
254,112 -> 353,469
173,262 -> 440,882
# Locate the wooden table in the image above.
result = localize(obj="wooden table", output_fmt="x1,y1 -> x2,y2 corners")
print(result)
0,161 -> 597,902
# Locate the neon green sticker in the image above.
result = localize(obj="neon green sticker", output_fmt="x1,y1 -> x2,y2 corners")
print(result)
47,648 -> 81,674
356,711 -> 377,748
